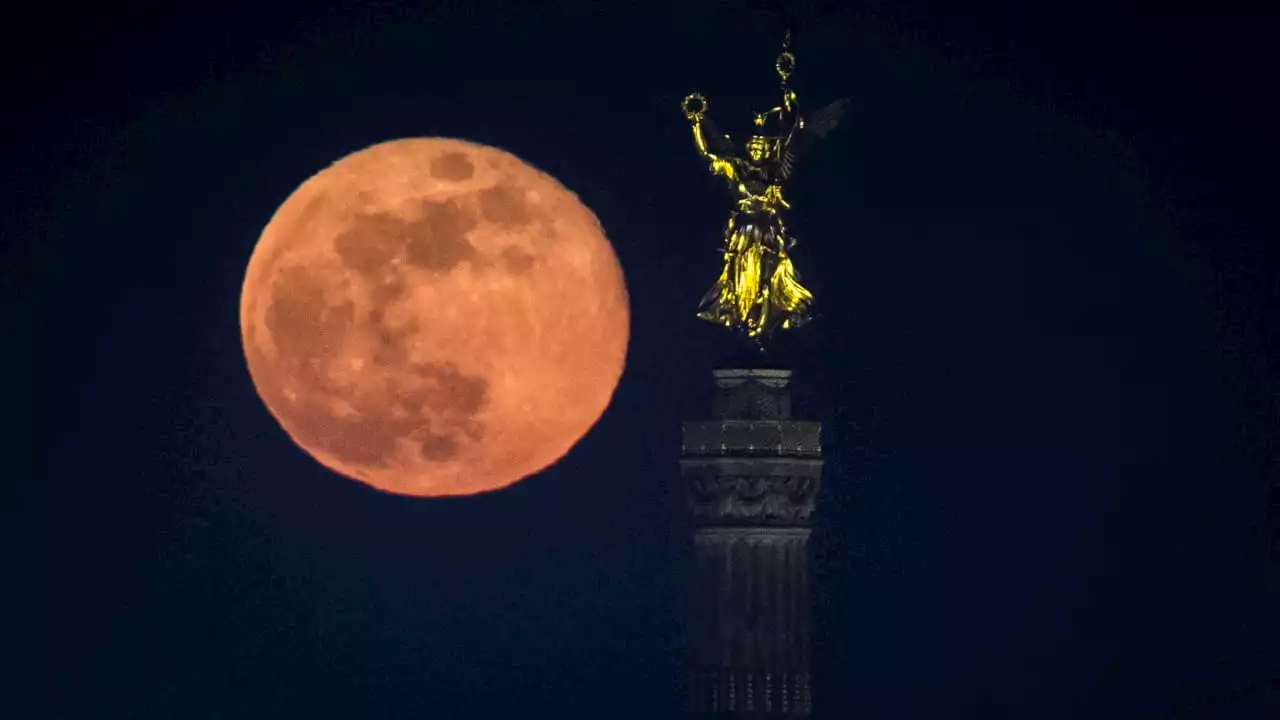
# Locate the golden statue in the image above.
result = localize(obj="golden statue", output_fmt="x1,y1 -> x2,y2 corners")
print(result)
682,35 -> 848,346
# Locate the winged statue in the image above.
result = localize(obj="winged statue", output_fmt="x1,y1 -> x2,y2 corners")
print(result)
681,38 -> 849,346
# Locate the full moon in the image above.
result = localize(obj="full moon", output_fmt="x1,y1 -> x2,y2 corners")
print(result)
240,138 -> 629,497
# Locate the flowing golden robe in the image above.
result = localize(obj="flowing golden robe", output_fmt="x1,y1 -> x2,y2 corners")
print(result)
693,150 -> 814,340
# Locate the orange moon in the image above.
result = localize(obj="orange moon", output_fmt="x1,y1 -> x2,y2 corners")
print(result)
239,138 -> 629,497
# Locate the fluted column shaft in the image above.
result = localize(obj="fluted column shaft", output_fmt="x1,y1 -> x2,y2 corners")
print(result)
689,528 -> 811,715
681,369 -> 822,718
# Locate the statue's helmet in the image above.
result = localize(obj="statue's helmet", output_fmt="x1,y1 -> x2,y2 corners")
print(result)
745,135 -> 773,162
746,111 -> 784,161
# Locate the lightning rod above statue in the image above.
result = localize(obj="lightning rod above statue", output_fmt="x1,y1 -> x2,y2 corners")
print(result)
682,31 -> 849,350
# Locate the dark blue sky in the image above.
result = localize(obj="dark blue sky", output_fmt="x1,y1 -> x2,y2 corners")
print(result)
6,1 -> 1276,718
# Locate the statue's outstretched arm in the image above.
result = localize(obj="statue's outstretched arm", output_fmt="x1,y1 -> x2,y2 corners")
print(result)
683,93 -> 738,179
694,121 -> 739,179
691,120 -> 717,160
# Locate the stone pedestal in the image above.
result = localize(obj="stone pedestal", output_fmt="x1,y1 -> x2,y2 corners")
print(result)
681,369 -> 823,717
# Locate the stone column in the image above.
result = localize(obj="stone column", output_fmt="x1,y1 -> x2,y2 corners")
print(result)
681,369 -> 823,717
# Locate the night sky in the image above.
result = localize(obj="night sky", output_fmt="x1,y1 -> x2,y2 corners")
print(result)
6,1 -> 1276,718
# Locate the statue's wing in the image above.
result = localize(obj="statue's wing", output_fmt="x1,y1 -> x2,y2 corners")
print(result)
806,98 -> 851,140
700,114 -> 737,158
781,98 -> 850,179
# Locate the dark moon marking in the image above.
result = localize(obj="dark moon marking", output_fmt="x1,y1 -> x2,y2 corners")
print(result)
397,388 -> 422,416
371,319 -> 416,368
412,361 -> 488,417
292,193 -> 329,232
370,275 -> 407,308
405,200 -> 478,273
405,361 -> 489,462
430,152 -> 475,181
500,246 -> 538,275
285,355 -> 490,470
302,412 -> 398,469
266,265 -> 354,365
419,430 -> 461,462
478,182 -> 532,227
334,213 -> 411,276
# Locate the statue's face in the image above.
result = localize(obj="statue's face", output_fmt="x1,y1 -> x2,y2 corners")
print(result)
746,137 -> 768,162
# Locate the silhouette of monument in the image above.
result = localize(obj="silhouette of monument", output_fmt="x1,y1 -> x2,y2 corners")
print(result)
681,367 -> 823,717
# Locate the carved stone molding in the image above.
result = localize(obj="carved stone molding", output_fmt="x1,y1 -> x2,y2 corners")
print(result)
684,471 -> 821,526
711,368 -> 794,420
